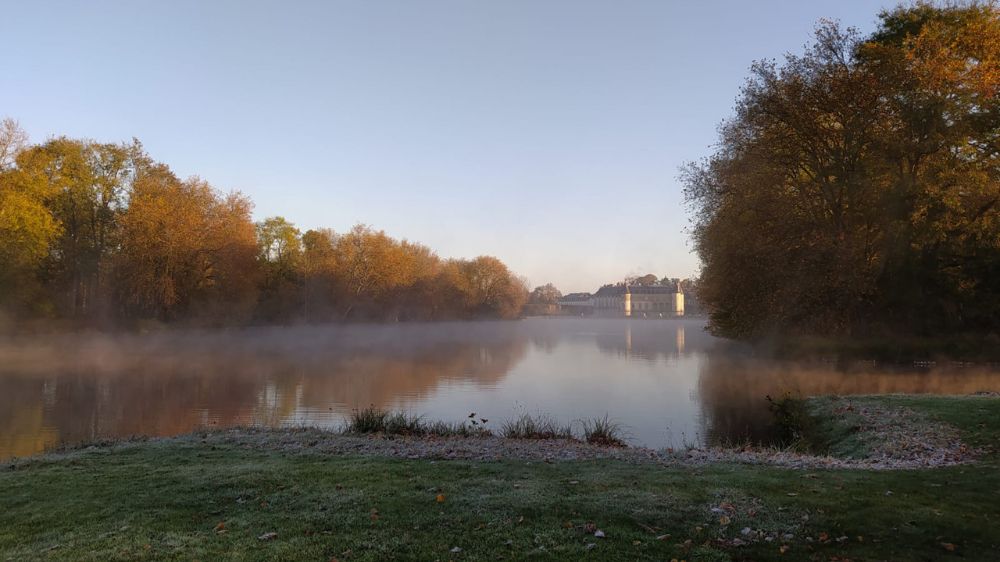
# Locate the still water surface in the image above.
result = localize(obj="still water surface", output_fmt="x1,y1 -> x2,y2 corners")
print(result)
3,317 -> 1000,459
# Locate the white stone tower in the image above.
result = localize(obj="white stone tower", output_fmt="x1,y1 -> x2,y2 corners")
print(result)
623,284 -> 631,317
672,281 -> 685,316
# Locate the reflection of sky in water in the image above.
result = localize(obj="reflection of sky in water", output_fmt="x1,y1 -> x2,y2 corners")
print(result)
413,338 -> 707,448
2,318 -> 1000,459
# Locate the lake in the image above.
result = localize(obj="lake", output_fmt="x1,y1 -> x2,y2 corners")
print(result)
2,317 -> 1000,460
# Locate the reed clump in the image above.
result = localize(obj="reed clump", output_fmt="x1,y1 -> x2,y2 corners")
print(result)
499,413 -> 574,440
345,406 -> 492,437
346,407 -> 627,446
582,415 -> 627,447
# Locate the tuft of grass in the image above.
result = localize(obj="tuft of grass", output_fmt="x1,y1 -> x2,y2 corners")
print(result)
345,407 -> 492,437
500,413 -> 574,440
382,411 -> 426,436
582,415 -> 627,447
345,405 -> 390,433
426,420 -> 493,438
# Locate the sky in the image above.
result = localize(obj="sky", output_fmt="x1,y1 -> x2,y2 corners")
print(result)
3,0 -> 892,293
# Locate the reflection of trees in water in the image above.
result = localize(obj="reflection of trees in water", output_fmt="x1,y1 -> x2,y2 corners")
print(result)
698,358 -> 1000,446
261,340 -> 529,413
0,324 -> 530,458
0,378 -> 59,458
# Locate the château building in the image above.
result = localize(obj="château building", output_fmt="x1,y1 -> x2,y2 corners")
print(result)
558,282 -> 685,317
592,284 -> 684,317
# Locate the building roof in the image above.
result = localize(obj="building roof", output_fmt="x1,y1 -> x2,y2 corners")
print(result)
559,292 -> 593,303
593,284 -> 678,296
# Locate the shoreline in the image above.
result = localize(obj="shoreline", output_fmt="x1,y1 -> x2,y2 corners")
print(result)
11,395 -> 990,471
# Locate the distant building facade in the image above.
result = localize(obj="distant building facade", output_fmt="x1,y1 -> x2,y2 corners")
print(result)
557,282 -> 684,317
593,284 -> 683,317
556,292 -> 594,314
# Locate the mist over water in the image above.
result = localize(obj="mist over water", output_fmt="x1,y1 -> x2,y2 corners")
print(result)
2,317 -> 1000,459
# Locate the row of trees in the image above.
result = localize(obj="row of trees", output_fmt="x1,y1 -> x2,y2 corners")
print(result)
684,2 -> 1000,339
0,122 -> 527,326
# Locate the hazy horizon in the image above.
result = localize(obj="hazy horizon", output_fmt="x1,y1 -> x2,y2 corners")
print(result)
3,0 -> 889,293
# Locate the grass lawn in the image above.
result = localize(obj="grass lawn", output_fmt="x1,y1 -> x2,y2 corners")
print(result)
2,396 -> 999,561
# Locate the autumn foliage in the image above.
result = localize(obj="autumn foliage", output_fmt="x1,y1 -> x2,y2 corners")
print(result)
0,124 -> 527,326
684,3 -> 1000,340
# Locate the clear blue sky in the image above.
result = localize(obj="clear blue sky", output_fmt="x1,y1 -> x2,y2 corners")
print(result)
3,0 -> 890,293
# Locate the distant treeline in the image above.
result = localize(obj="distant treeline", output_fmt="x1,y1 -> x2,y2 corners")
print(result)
684,3 -> 1000,340
0,125 -> 527,326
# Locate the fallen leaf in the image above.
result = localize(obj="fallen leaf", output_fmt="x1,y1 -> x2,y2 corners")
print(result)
719,515 -> 731,526
436,494 -> 446,503
214,521 -> 226,533
780,545 -> 790,554
655,534 -> 671,541
594,530 -> 606,538
450,546 -> 462,553
941,542 -> 956,551
257,532 -> 277,541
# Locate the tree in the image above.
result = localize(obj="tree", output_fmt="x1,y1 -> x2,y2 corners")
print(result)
333,225 -> 410,319
0,124 -> 531,325
0,120 -> 59,315
684,3 -> 1000,340
14,138 -> 143,319
301,228 -> 338,320
632,274 -> 659,286
529,283 -> 563,305
0,118 -> 28,170
115,170 -> 259,323
255,216 -> 304,321
457,256 -> 528,319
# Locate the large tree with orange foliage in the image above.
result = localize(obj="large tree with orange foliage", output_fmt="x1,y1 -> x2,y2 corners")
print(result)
116,168 -> 259,323
685,2 -> 1000,339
